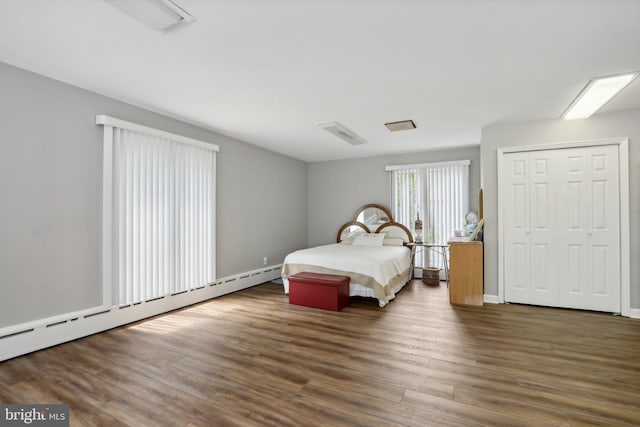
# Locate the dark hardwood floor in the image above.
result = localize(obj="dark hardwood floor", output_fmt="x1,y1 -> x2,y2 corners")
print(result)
1,280 -> 639,426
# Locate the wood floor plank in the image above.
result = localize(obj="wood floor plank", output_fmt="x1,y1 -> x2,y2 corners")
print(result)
402,388 -> 555,427
1,279 -> 639,426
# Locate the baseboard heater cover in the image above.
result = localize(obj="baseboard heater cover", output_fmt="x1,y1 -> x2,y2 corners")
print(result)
0,264 -> 283,361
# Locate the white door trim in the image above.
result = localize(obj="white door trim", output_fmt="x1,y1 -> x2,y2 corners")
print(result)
497,138 -> 630,316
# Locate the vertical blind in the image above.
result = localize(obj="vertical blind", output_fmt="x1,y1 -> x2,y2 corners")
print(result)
424,164 -> 469,246
388,161 -> 469,269
100,116 -> 218,307
392,168 -> 421,231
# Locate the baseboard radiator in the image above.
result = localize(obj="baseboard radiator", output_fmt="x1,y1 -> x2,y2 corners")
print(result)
0,264 -> 283,362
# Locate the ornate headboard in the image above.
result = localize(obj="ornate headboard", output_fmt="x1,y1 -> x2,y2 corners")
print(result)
336,204 -> 413,245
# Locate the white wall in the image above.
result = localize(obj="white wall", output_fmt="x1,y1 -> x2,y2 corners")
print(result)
0,62 -> 308,328
481,109 -> 640,309
307,146 -> 481,247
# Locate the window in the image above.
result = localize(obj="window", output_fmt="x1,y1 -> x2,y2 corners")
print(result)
387,160 -> 469,269
97,116 -> 218,306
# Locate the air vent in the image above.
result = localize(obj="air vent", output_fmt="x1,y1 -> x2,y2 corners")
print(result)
318,121 -> 366,145
105,0 -> 195,34
385,120 -> 416,132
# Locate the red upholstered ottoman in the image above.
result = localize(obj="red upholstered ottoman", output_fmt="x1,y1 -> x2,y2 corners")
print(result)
288,272 -> 350,311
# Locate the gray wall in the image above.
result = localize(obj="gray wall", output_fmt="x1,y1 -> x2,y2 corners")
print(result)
0,62 -> 308,328
307,146 -> 481,247
481,109 -> 640,309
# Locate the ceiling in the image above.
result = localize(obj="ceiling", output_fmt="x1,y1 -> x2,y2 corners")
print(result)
1,0 -> 639,162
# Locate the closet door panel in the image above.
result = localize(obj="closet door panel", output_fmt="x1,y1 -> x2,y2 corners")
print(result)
587,145 -> 620,312
528,151 -> 556,306
556,149 -> 590,309
553,145 -> 620,312
503,152 -> 531,303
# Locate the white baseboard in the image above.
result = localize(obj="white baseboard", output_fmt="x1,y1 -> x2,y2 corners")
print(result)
482,296 -> 639,318
0,265 -> 282,362
483,294 -> 500,304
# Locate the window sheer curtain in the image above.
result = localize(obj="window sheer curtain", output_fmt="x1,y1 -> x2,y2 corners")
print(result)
108,125 -> 217,306
388,161 -> 469,270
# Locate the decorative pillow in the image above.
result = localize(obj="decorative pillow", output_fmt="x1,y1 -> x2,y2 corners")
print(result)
352,233 -> 385,247
383,237 -> 404,246
339,234 -> 357,244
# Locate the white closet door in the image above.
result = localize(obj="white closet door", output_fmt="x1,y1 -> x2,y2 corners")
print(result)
503,151 -> 557,306
503,145 -> 620,313
503,152 -> 532,304
528,151 -> 557,307
556,145 -> 620,312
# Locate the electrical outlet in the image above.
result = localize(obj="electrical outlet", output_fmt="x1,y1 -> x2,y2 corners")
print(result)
263,256 -> 268,266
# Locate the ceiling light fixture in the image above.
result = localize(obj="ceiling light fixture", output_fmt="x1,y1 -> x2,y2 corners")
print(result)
385,120 -> 416,132
318,121 -> 367,145
562,72 -> 638,120
105,0 -> 195,34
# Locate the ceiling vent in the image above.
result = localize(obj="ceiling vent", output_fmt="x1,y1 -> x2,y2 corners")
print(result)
318,121 -> 367,145
105,0 -> 195,34
385,120 -> 416,132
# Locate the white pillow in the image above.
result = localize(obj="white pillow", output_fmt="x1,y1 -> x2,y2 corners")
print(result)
340,232 -> 363,244
352,233 -> 385,247
339,234 -> 355,244
383,237 -> 404,246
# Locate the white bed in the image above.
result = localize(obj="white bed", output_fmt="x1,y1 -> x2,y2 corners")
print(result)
281,204 -> 413,307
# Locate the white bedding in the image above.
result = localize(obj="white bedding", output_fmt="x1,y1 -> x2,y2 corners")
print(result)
281,243 -> 412,307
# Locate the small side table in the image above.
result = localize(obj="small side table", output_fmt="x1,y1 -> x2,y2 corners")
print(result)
406,242 -> 449,282
448,241 -> 483,306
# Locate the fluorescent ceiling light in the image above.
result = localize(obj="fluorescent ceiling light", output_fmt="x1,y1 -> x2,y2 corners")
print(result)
318,121 -> 366,145
385,120 -> 416,132
105,0 -> 195,34
562,72 -> 638,120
